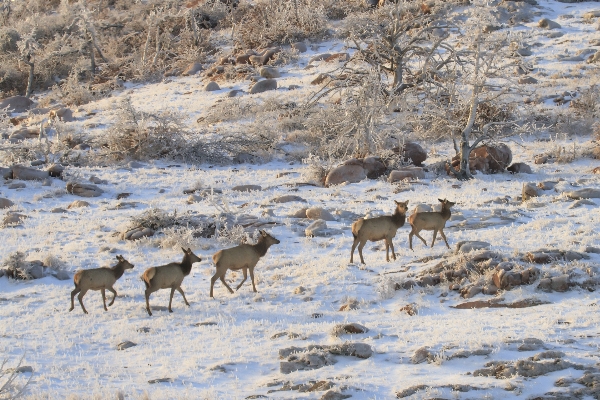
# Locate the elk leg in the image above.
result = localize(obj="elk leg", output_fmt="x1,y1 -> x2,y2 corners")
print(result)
389,237 -> 397,261
249,267 -> 257,293
220,271 -> 234,294
70,287 -> 81,312
101,289 -> 108,311
236,268 -> 248,291
357,240 -> 367,264
440,229 -> 450,249
350,237 -> 359,263
414,231 -> 428,246
107,287 -> 117,307
77,289 -> 89,314
384,239 -> 390,262
210,272 -> 219,298
409,231 -> 414,251
431,230 -> 438,248
145,289 -> 152,316
168,287 -> 175,312
177,287 -> 190,306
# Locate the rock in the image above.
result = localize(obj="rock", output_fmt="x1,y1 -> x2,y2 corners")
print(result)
412,204 -> 432,214
394,142 -> 427,166
522,183 -> 540,200
28,262 -> 45,279
311,73 -> 331,85
565,188 -> 600,199
507,163 -> 532,174
534,154 -> 548,164
550,274 -> 570,292
290,208 -> 308,218
305,219 -> 327,237
182,62 -> 203,76
66,182 -> 103,197
461,285 -> 482,298
339,299 -> 359,311
309,53 -> 332,64
148,378 -> 173,384
272,195 -> 306,203
569,199 -> 596,209
325,164 -> 366,186
306,207 -> 336,221
49,108 -> 73,122
493,269 -> 523,289
362,156 -> 386,179
329,342 -> 372,359
0,167 -> 12,179
456,241 -> 491,253
259,66 -> 280,79
51,207 -> 67,213
291,42 -> 307,53
2,212 -> 27,227
10,127 -> 40,141
231,184 -> 261,192
388,167 -> 425,182
0,198 -> 14,209
54,270 -> 70,281
204,81 -> 220,91
411,347 -> 432,364
482,284 -> 498,295
227,89 -> 243,97
122,227 -> 154,241
320,391 -> 351,400
538,18 -> 561,29
533,351 -> 565,361
537,181 -> 557,190
519,76 -> 538,84
8,182 -> 26,189
587,51 -> 600,64
67,200 -> 90,209
47,164 -> 64,178
0,96 -> 33,113
400,304 -> 418,315
250,79 -> 277,94
332,323 -> 369,336
117,341 -> 137,350
12,165 -> 49,181
583,11 -> 600,20
6,366 -> 33,374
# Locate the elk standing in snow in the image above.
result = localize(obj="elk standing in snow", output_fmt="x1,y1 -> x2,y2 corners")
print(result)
408,198 -> 455,250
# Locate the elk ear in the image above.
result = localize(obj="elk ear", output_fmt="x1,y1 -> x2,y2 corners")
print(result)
438,198 -> 444,203
116,255 -> 123,261
187,247 -> 192,253
394,200 -> 400,205
260,230 -> 267,236
405,200 -> 409,205
182,247 -> 187,253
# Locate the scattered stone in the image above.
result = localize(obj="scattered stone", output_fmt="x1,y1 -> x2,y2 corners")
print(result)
67,200 -> 90,209
456,241 -> 491,253
320,391 -> 351,400
522,182 -> 541,200
291,42 -> 307,53
587,51 -> 600,64
272,195 -> 306,203
67,182 -> 103,197
537,181 -> 557,190
309,53 -> 332,64
6,366 -> 33,374
49,107 -> 74,122
393,142 -> 427,166
53,270 -> 71,281
117,341 -> 137,350
305,219 -> 327,237
525,249 -> 587,264
533,350 -> 565,360
51,207 -> 67,213
0,198 -> 14,209
89,176 -> 108,185
116,193 -> 131,200
122,227 -> 154,241
182,62 -> 203,76
0,96 -> 33,113
538,274 -> 570,292
47,164 -> 64,178
519,76 -> 538,84
534,154 -> 548,164
474,358 -> 578,379
12,165 -> 49,181
565,188 -> 600,199
232,184 -> 261,192
8,182 -> 26,189
332,323 -> 368,336
507,163 -> 532,174
400,304 -> 418,316
411,347 -> 433,364
259,66 -> 280,79
461,285 -> 483,299
227,89 -> 243,97
195,321 -> 218,327
311,73 -> 331,85
305,207 -> 336,221
250,79 -> 277,94
388,167 -> 425,182
205,81 -> 220,91
569,199 -> 596,208
0,167 -> 12,179
2,212 -> 27,227
339,299 -> 359,311
148,378 -> 173,384
538,18 -> 561,29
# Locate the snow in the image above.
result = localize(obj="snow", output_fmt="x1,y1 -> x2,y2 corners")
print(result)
1,0 -> 600,398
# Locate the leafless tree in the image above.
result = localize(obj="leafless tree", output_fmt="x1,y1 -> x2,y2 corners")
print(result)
17,30 -> 40,98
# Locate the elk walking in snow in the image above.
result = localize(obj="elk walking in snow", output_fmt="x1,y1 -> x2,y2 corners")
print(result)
350,200 -> 409,264
408,198 -> 455,250
210,230 -> 280,297
69,255 -> 134,314
141,248 -> 201,316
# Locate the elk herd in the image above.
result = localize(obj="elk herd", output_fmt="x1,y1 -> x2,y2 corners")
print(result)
69,200 -> 455,315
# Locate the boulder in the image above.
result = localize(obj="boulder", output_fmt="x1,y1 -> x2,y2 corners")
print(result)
507,163 -> 532,174
305,219 -> 327,237
0,96 -> 33,113
534,154 -> 548,164
587,51 -> 600,64
470,144 -> 512,173
309,53 -> 332,64
325,164 -> 366,186
10,127 -> 39,141
204,81 -> 220,91
583,11 -> 600,19
522,183 -> 540,200
47,164 -> 64,178
122,227 -> 155,240
393,142 -> 427,166
117,341 -> 137,350
2,212 -> 26,227
182,62 -> 203,76
537,181 -> 557,190
565,188 -> 600,199
412,204 -> 432,214
259,66 -> 280,79
272,195 -> 306,203
0,167 -> 12,179
538,275 -> 570,292
538,18 -> 561,29
0,198 -> 14,209
362,156 -> 386,179
306,207 -> 336,221
388,167 -> 425,182
461,285 -> 483,298
250,79 -> 277,94
519,76 -> 538,84
67,200 -> 90,209
231,184 -> 261,192
311,73 -> 331,85
12,165 -> 49,181
49,108 -> 73,122
456,241 -> 491,253
332,323 -> 369,336
493,269 -> 522,289
291,42 -> 307,53
66,182 -> 104,197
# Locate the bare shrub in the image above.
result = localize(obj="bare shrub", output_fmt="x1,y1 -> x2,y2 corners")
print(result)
570,85 -> 599,118
234,0 -> 328,49
1,251 -> 31,280
0,354 -> 32,399
301,153 -> 332,185
553,111 -> 594,137
129,208 -> 202,232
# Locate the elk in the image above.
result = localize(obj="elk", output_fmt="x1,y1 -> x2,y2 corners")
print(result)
210,230 -> 280,298
141,248 -> 202,316
408,198 -> 455,250
350,200 -> 409,264
69,255 -> 134,314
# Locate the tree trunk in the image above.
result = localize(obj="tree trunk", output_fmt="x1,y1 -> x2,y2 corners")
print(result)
25,60 -> 34,98
89,41 -> 96,76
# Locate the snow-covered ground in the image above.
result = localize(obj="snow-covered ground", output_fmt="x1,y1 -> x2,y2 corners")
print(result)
1,0 -> 600,398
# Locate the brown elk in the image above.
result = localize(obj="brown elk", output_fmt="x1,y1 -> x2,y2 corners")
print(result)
408,198 -> 455,250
